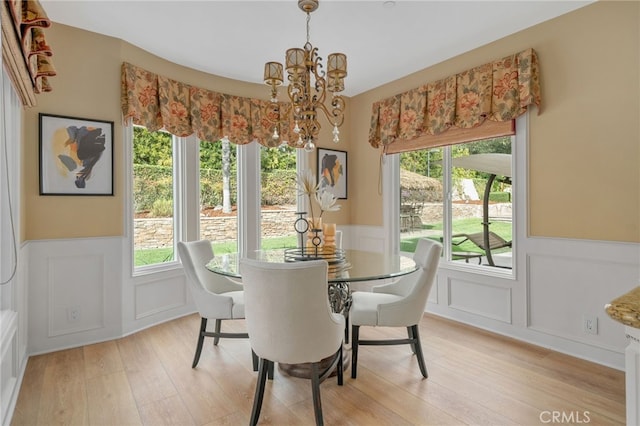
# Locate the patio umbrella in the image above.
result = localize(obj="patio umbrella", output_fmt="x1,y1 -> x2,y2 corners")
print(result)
451,153 -> 512,267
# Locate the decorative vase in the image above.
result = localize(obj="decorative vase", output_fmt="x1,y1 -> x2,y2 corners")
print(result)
322,223 -> 336,253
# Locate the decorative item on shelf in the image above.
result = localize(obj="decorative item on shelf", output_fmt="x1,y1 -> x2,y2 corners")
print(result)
262,0 -> 347,153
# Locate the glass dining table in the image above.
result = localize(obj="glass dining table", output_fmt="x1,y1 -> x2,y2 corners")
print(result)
206,248 -> 418,315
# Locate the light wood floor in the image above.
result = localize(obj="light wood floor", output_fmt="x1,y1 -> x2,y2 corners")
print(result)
11,313 -> 625,425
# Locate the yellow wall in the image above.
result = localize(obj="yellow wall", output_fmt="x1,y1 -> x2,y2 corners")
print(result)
22,1 -> 639,243
22,23 -> 351,241
349,1 -> 639,243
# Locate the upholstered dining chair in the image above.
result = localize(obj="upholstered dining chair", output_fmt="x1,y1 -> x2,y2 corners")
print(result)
349,238 -> 442,379
177,240 -> 253,369
239,258 -> 344,426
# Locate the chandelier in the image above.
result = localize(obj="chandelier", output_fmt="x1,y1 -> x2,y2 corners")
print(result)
263,0 -> 347,152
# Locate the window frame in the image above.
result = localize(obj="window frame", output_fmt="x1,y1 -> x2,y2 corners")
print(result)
385,115 -> 527,279
127,127 -> 187,276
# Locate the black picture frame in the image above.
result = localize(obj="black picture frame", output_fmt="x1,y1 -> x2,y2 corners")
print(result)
39,113 -> 114,196
317,148 -> 347,199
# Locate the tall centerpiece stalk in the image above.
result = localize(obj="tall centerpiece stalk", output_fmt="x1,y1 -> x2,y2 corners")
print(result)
296,169 -> 319,224
296,169 -> 341,227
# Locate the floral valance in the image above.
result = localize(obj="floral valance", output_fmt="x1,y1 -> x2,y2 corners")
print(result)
369,48 -> 540,152
1,0 -> 56,107
121,62 -> 296,146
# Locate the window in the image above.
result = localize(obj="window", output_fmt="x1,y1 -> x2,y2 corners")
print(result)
400,136 -> 514,271
129,123 -> 305,274
132,127 -> 179,269
200,137 -> 238,254
260,144 -> 298,250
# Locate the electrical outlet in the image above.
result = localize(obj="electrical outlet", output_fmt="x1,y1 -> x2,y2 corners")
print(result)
67,306 -> 80,322
583,315 -> 598,335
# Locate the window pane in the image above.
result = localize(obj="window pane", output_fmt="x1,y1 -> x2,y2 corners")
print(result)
451,138 -> 512,268
260,145 -> 298,250
399,136 -> 514,270
133,127 -> 176,267
200,138 -> 238,253
400,148 -> 444,253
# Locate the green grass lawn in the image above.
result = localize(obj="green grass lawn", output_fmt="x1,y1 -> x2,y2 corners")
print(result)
134,235 -> 298,267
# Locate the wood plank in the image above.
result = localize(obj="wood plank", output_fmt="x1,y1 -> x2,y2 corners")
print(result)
36,348 -> 89,426
11,313 -> 625,426
85,371 -> 142,425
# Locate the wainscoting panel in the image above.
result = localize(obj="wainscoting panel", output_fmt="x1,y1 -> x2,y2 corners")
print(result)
447,278 -> 512,323
27,237 -> 123,355
528,252 -> 637,351
134,276 -> 188,320
48,254 -> 105,337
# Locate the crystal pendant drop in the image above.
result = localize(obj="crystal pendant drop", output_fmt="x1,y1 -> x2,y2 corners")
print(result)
332,124 -> 340,143
304,139 -> 315,153
272,127 -> 279,140
293,121 -> 300,134
297,135 -> 304,146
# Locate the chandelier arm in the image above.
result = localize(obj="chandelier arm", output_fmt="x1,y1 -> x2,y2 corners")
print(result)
331,96 -> 346,126
261,0 -> 346,147
314,101 -> 343,126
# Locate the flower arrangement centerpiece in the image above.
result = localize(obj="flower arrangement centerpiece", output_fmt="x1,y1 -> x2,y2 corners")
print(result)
296,169 -> 341,251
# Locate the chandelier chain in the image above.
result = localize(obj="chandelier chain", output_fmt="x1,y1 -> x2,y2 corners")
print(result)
306,12 -> 311,45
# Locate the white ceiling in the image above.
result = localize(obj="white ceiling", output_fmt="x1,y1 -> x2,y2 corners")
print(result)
42,0 -> 592,97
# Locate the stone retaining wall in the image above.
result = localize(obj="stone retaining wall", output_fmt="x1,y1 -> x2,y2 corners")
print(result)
135,209 -> 299,249
134,204 -> 512,249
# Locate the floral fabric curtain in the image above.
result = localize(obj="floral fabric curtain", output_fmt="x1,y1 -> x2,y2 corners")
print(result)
121,62 -> 294,146
1,0 -> 56,107
369,48 -> 541,151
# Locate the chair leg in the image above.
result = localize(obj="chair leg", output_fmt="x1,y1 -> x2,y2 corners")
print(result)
407,326 -> 416,354
267,359 -> 274,380
337,345 -> 343,386
351,325 -> 359,379
310,362 -> 324,426
411,325 -> 428,378
192,317 -> 208,368
213,319 -> 222,345
251,349 -> 258,372
250,358 -> 270,426
344,313 -> 349,344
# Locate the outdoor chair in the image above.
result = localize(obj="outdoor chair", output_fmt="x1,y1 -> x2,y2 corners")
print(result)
452,230 -> 511,252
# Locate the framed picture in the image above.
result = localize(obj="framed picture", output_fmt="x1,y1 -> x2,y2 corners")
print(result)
317,148 -> 347,199
39,113 -> 114,196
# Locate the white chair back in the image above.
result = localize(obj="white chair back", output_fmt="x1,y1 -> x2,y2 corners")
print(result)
177,240 -> 243,319
376,238 -> 442,326
239,258 -> 344,365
